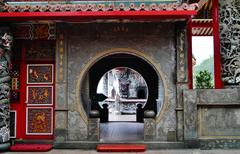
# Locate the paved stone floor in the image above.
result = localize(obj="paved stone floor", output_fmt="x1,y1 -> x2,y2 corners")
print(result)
100,122 -> 144,142
3,149 -> 240,154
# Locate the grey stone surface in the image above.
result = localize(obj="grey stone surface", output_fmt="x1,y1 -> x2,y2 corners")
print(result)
55,129 -> 67,142
198,89 -> 240,104
68,111 -> 87,141
183,90 -> 197,140
184,140 -> 199,148
176,110 -> 184,141
55,111 -> 67,129
198,107 -> 240,137
176,23 -> 188,83
0,142 -> 10,152
144,118 -> 156,141
56,25 -> 67,83
200,139 -> 240,149
56,83 -> 68,109
88,118 -> 99,141
66,22 -> 177,141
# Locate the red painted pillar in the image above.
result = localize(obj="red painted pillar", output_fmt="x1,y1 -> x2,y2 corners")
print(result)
213,0 -> 223,88
187,18 -> 193,89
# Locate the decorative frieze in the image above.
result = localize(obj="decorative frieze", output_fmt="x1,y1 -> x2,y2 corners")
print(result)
2,2 -> 198,12
11,24 -> 56,40
219,0 -> 240,86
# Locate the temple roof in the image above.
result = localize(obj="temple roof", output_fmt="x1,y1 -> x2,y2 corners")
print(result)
2,2 -> 198,12
0,1 -> 198,21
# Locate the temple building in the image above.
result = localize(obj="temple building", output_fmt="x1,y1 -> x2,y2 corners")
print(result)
0,0 -> 240,151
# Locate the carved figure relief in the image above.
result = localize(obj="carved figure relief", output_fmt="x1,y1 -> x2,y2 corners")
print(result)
27,64 -> 53,84
0,31 -> 12,143
220,0 -> 240,85
27,86 -> 53,105
26,107 -> 52,135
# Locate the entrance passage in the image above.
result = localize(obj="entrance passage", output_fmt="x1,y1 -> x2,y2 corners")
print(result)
88,53 -> 159,142
97,67 -> 148,122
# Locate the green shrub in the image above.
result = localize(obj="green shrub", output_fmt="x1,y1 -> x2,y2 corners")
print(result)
195,70 -> 213,89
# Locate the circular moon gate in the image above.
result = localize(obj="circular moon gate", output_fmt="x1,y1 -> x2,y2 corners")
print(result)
76,48 -> 168,124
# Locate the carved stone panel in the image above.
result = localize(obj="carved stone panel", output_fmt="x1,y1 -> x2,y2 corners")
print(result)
198,89 -> 240,104
183,90 -> 197,140
198,107 -> 240,138
26,107 -> 53,135
219,0 -> 240,86
144,118 -> 156,141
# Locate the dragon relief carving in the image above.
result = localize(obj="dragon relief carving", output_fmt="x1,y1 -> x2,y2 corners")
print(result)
220,0 -> 240,85
0,32 -> 12,143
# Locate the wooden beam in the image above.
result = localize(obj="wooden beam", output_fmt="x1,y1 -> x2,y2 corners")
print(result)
197,0 -> 209,11
187,18 -> 193,89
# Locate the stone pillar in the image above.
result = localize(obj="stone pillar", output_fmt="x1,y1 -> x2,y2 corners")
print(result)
0,28 -> 12,151
183,90 -> 198,148
144,110 -> 156,141
88,118 -> 100,141
55,25 -> 68,142
175,22 -> 188,141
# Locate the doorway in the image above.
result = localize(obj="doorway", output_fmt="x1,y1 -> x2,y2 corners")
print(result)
97,67 -> 148,122
88,53 -> 159,142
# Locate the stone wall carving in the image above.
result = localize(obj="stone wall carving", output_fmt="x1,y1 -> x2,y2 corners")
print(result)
220,0 -> 240,85
183,88 -> 240,149
200,139 -> 240,149
0,30 -> 12,143
199,107 -> 240,137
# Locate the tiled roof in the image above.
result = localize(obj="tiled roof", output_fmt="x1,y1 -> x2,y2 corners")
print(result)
2,2 -> 198,12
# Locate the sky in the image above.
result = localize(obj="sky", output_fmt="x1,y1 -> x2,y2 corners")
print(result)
192,36 -> 214,65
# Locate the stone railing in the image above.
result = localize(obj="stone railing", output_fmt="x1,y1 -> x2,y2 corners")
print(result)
183,88 -> 240,149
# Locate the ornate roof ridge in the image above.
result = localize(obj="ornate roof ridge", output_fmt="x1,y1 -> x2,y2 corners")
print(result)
2,2 -> 198,12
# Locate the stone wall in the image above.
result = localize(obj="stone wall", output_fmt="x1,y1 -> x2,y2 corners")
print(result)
183,88 -> 240,149
219,0 -> 240,86
55,22 -> 178,142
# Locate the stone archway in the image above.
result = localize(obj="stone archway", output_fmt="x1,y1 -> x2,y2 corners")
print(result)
76,48 -> 169,126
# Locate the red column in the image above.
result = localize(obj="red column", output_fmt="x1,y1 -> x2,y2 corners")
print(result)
212,0 -> 223,88
187,18 -> 193,89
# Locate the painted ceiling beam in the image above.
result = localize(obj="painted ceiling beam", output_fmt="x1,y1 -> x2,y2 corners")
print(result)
0,10 -> 197,21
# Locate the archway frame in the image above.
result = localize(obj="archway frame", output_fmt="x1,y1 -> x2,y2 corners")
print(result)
76,48 -> 169,124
